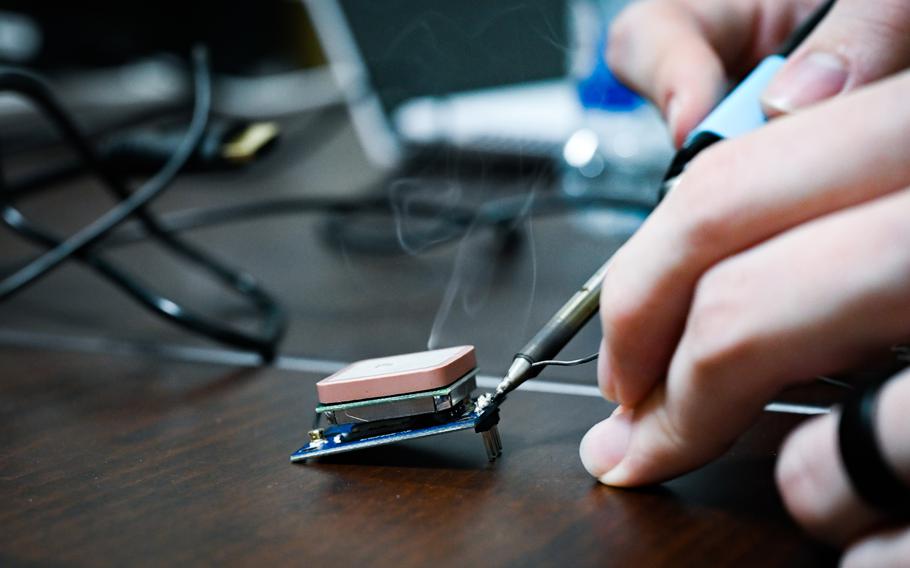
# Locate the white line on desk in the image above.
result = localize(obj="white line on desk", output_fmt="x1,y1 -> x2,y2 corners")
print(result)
0,328 -> 830,416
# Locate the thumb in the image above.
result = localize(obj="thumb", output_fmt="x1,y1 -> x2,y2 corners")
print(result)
762,0 -> 910,116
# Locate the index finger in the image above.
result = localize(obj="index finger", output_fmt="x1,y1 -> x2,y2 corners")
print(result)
607,0 -> 823,145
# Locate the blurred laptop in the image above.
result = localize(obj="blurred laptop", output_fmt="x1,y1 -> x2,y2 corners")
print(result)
303,0 -> 582,169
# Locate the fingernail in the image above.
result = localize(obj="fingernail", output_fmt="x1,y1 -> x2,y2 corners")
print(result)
579,406 -> 633,483
762,52 -> 848,114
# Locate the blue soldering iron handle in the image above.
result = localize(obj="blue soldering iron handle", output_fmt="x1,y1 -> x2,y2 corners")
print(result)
659,55 -> 783,191
685,56 -> 786,144
660,0 -> 835,193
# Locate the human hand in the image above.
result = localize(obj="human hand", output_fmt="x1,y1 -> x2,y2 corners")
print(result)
578,0 -> 910,559
580,70 -> 910,485
775,370 -> 910,564
606,0 -> 910,145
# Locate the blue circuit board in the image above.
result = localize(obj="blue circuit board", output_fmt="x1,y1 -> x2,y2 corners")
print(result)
291,410 -> 483,462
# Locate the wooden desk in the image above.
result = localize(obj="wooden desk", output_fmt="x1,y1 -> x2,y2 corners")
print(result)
0,111 -> 838,566
0,344 -> 836,567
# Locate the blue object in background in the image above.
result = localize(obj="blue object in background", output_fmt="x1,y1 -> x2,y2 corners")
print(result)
576,34 -> 643,111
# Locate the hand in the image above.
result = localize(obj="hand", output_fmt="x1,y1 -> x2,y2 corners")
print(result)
578,0 -> 910,560
606,0 -> 910,145
776,369 -> 910,564
581,71 -> 910,485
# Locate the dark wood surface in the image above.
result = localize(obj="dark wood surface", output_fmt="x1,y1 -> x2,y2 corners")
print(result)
0,346 -> 835,567
0,109 -> 839,566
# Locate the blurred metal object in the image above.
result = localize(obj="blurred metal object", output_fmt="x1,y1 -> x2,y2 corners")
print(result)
304,0 -> 572,170
212,67 -> 343,119
481,425 -> 503,461
0,56 -> 189,150
221,122 -> 280,164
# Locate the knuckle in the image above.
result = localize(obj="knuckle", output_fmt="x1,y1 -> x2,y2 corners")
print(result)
606,7 -> 640,74
822,0 -> 910,65
678,264 -> 754,382
606,0 -> 661,73
669,146 -> 737,258
624,397 -> 697,478
608,2 -> 646,49
855,0 -> 910,39
599,247 -> 654,342
651,404 -> 695,456
600,277 -> 648,342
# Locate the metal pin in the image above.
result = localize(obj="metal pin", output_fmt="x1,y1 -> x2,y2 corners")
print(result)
482,430 -> 496,461
481,425 -> 503,461
491,425 -> 502,457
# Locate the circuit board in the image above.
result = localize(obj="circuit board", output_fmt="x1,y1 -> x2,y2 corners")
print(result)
291,402 -> 501,462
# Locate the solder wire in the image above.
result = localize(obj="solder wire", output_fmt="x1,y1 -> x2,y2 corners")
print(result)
531,352 -> 599,368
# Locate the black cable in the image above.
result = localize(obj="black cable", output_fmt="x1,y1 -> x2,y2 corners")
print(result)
0,50 -> 651,362
0,118 -> 265,202
12,188 -> 648,254
0,51 -> 212,294
0,46 -> 286,361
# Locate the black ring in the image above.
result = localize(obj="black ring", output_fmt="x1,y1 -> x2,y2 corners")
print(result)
838,378 -> 910,518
